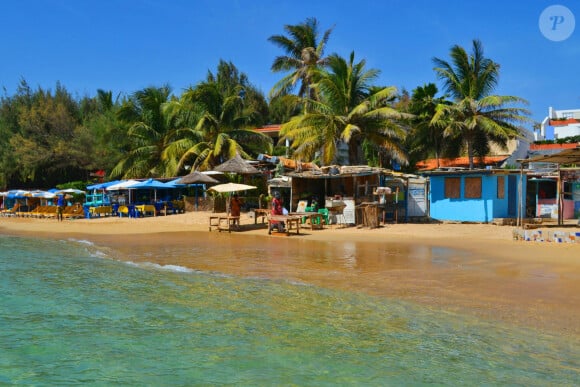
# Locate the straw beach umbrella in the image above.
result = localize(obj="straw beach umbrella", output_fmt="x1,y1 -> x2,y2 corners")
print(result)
214,154 -> 260,175
176,171 -> 220,210
176,171 -> 220,185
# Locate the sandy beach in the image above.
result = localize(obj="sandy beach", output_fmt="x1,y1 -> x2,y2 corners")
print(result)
1,212 -> 579,335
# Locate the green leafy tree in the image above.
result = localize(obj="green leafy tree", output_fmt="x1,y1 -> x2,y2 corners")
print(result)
8,82 -> 89,186
76,89 -> 126,175
162,61 -> 272,172
432,40 -> 530,169
280,52 -> 409,166
268,17 -> 333,100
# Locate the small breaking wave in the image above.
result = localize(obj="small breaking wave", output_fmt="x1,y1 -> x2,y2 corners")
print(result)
125,261 -> 198,274
67,238 -> 95,246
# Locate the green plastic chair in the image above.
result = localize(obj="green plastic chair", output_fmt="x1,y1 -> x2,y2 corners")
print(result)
317,208 -> 329,225
303,206 -> 315,223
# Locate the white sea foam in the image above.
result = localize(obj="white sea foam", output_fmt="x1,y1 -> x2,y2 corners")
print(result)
124,261 -> 197,274
67,238 -> 95,246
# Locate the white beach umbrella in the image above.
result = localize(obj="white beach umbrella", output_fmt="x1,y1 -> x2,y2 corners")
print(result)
55,188 -> 86,195
208,183 -> 257,215
31,190 -> 57,199
207,183 -> 257,193
105,180 -> 140,191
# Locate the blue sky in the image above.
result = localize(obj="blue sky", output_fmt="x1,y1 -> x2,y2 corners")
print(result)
1,0 -> 579,132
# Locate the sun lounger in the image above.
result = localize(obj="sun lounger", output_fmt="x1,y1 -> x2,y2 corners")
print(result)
63,204 -> 84,219
1,203 -> 21,217
40,206 -> 58,218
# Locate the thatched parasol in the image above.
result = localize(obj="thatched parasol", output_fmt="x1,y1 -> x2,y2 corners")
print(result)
176,171 -> 220,185
214,154 -> 260,174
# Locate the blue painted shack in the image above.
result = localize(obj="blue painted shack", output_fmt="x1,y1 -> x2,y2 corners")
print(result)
424,169 -> 526,223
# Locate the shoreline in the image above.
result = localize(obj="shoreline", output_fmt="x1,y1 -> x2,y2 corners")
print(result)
2,213 -> 580,335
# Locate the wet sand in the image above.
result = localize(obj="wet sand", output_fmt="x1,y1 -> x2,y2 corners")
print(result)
1,212 -> 579,335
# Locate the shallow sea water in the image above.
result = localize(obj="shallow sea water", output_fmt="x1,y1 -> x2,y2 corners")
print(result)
0,234 -> 578,385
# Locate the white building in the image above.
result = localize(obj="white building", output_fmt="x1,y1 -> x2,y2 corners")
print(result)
536,107 -> 580,141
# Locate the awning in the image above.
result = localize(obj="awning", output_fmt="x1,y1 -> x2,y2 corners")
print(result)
519,146 -> 580,165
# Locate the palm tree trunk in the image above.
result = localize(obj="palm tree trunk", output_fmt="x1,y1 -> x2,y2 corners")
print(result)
467,140 -> 474,170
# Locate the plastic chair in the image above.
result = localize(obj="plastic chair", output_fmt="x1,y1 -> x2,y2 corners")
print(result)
317,208 -> 329,225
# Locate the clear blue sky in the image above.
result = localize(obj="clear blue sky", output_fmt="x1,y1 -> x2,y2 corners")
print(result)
1,0 -> 579,132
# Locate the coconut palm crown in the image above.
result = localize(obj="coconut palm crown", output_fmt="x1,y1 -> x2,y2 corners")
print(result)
280,52 -> 410,166
432,39 -> 530,169
268,17 -> 334,100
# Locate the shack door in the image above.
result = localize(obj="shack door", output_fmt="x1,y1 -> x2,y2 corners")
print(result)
407,180 -> 427,218
507,175 -> 518,217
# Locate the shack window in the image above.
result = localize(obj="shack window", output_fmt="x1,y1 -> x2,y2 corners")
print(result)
465,177 -> 482,198
444,177 -> 460,198
497,176 -> 505,199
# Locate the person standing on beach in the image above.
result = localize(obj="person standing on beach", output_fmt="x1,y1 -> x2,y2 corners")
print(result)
56,195 -> 64,222
229,194 -> 242,226
270,191 -> 285,232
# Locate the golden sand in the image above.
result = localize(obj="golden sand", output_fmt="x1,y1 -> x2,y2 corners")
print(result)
1,212 -> 579,335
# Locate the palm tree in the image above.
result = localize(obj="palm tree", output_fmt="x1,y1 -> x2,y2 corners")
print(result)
110,85 -> 177,178
407,83 -> 450,168
280,52 -> 409,166
268,17 -> 333,100
432,39 -> 530,169
163,61 -> 272,172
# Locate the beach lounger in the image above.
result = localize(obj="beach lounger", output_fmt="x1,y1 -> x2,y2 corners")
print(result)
1,203 -> 21,217
63,204 -> 84,219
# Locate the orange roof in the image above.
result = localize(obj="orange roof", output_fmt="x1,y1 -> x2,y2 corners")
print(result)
549,118 -> 580,126
254,124 -> 282,134
529,143 -> 578,150
415,156 -> 508,171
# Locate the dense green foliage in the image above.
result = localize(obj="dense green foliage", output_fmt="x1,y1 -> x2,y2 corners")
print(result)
0,21 -> 533,189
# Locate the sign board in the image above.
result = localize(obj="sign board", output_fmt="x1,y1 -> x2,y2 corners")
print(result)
407,182 -> 427,217
342,199 -> 356,224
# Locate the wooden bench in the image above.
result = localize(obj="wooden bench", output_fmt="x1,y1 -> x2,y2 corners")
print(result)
268,215 -> 301,235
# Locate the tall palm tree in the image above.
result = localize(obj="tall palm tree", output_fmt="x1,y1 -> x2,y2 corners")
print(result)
268,17 -> 333,100
110,85 -> 177,178
163,61 -> 272,172
280,52 -> 409,166
432,39 -> 530,169
407,83 -> 450,168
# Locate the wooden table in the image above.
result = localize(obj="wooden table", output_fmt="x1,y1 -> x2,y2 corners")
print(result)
135,204 -> 156,217
268,215 -> 301,235
209,215 -> 220,231
89,206 -> 112,217
217,216 -> 240,232
289,212 -> 324,230
253,208 -> 270,224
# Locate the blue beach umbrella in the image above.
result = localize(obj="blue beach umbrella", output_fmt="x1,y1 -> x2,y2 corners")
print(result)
127,179 -> 172,202
87,180 -> 122,190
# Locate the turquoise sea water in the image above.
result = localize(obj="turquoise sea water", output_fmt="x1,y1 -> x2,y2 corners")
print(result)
0,234 -> 578,386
